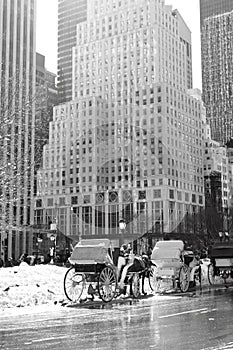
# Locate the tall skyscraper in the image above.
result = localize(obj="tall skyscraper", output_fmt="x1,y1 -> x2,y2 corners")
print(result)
35,53 -> 58,176
0,0 -> 36,261
36,53 -> 58,118
35,0 -> 205,248
200,0 -> 233,26
57,0 -> 87,103
200,0 -> 233,144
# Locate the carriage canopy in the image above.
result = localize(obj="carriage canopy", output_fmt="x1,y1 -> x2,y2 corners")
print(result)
209,243 -> 233,259
151,240 -> 184,261
69,238 -> 112,265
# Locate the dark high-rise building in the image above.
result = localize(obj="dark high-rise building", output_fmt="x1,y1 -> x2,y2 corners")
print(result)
36,53 -> 58,117
57,0 -> 87,103
0,0 -> 36,261
200,0 -> 233,145
35,53 -> 58,174
200,0 -> 233,26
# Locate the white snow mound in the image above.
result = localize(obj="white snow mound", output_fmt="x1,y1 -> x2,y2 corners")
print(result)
0,264 -> 68,312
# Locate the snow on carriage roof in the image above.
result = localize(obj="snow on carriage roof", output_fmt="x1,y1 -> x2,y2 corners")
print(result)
77,238 -> 112,248
154,240 -> 184,250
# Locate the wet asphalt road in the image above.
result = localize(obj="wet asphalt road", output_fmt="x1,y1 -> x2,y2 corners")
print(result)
0,287 -> 233,350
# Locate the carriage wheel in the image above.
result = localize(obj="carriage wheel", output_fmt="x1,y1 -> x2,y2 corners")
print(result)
179,265 -> 190,293
64,267 -> 85,302
130,273 -> 140,298
98,266 -> 117,302
207,263 -> 216,285
148,265 -> 160,292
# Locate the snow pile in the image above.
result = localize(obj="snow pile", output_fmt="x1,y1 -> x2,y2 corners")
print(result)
0,263 -> 67,312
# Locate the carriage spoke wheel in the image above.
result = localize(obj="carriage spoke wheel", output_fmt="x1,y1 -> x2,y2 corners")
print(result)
207,263 -> 216,285
130,273 -> 140,298
179,265 -> 190,293
148,265 -> 160,293
64,267 -> 85,302
98,266 -> 117,302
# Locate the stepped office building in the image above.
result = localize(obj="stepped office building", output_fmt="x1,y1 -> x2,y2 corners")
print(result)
58,0 -> 87,103
0,0 -> 36,261
35,0 -> 205,247
200,0 -> 233,144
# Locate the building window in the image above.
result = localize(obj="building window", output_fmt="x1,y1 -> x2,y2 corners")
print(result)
154,189 -> 161,198
199,196 -> 203,205
47,198 -> 53,206
169,189 -> 174,199
192,194 -> 196,203
71,196 -> 78,205
36,199 -> 42,207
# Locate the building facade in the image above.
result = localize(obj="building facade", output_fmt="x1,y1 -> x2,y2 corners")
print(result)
35,53 -> 58,173
200,0 -> 233,26
204,124 -> 231,239
36,53 -> 58,117
0,0 -> 36,261
35,0 -> 205,248
200,0 -> 233,144
204,125 -> 229,209
57,0 -> 87,103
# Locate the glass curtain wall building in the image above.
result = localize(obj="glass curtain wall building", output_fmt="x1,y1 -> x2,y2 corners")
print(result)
200,0 -> 233,26
200,0 -> 233,144
58,0 -> 87,103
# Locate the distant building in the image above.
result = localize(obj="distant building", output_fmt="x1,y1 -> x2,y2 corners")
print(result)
36,53 -> 46,86
57,0 -> 87,103
204,124 -> 230,238
35,0 -> 205,248
200,0 -> 233,144
200,0 -> 233,26
204,125 -> 229,208
36,53 -> 58,117
45,70 -> 58,113
226,146 -> 233,209
0,0 -> 36,261
35,53 -> 58,174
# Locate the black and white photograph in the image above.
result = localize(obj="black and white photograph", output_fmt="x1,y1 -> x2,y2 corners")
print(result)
0,0 -> 233,349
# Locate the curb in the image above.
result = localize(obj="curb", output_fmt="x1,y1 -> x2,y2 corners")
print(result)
65,293 -> 154,309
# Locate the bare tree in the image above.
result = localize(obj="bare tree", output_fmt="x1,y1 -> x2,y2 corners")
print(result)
0,70 -> 52,260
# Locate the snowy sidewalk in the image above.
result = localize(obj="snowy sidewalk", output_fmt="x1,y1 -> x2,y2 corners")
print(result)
0,263 -> 67,312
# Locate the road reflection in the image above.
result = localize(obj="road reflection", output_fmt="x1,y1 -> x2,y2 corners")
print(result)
0,289 -> 233,350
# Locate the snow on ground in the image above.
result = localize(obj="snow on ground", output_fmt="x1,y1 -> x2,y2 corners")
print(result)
0,263 -> 68,313
0,261 -> 230,317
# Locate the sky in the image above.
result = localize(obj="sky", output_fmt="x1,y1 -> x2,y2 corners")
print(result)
36,0 -> 202,90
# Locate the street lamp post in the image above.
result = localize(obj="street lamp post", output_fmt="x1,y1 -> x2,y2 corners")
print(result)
37,234 -> 42,251
49,220 -> 57,264
36,234 -> 43,264
49,234 -> 56,264
119,218 -> 126,246
218,231 -> 223,242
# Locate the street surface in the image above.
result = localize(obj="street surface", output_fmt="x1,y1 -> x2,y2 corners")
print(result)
0,287 -> 233,350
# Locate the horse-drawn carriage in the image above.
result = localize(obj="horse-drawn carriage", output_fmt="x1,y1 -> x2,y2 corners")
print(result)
207,242 -> 233,285
64,238 -> 153,303
149,240 -> 203,293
